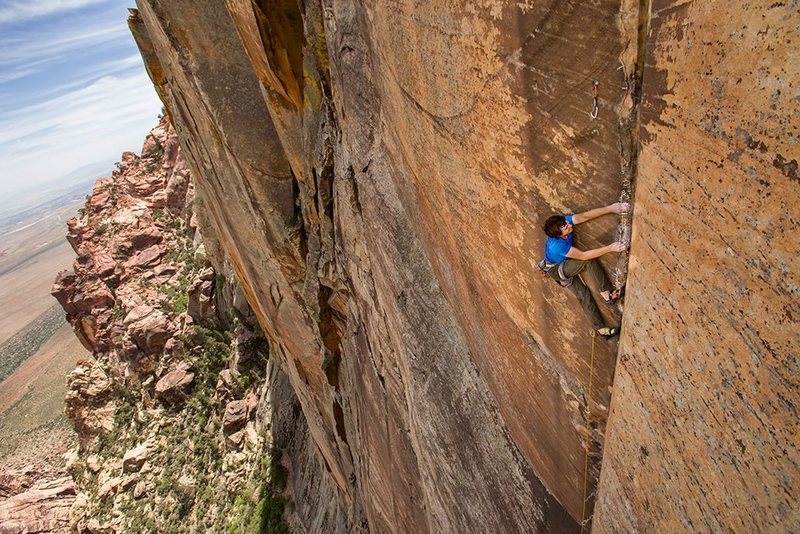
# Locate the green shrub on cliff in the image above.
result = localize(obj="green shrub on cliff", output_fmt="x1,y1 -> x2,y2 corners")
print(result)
93,222 -> 109,236
225,447 -> 289,534
95,392 -> 138,456
160,274 -> 190,315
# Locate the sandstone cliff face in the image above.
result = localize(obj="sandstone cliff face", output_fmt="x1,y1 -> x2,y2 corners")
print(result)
128,2 -> 621,530
593,1 -> 799,532
125,0 -> 797,532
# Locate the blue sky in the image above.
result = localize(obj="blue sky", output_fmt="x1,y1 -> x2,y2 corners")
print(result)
0,0 -> 163,204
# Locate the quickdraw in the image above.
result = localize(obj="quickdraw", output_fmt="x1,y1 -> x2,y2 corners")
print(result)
590,80 -> 600,119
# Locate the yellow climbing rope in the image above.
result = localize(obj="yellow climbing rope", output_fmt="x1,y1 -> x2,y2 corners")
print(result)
579,331 -> 596,534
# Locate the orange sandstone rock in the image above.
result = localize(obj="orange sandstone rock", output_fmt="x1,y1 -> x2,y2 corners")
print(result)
124,0 -> 798,531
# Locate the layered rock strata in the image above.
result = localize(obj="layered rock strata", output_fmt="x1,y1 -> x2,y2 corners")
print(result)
127,1 -> 632,530
0,466 -> 75,534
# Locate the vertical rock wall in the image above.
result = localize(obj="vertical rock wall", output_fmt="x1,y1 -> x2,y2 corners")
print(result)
130,0 -> 639,530
127,0 -> 797,531
594,1 -> 799,532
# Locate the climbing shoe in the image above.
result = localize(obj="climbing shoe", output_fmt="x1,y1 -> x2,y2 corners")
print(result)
597,326 -> 621,340
605,286 -> 625,306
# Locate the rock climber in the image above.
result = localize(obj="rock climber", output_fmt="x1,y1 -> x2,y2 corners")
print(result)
539,202 -> 629,340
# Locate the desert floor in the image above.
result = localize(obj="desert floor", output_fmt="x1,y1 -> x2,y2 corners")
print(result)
0,200 -> 88,469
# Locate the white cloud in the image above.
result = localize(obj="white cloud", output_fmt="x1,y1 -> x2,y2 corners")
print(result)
0,0 -> 106,24
0,22 -> 129,66
1,54 -> 144,108
0,2 -> 164,201
0,67 -> 37,83
0,70 -> 163,193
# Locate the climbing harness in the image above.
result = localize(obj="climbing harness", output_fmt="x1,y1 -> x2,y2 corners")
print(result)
536,258 -> 573,287
579,331 -> 597,534
589,80 -> 600,119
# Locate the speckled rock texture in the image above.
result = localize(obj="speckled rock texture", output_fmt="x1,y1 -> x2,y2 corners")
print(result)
128,0 -> 797,532
594,1 -> 799,532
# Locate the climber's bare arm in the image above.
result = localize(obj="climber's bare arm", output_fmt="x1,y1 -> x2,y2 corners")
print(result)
572,202 -> 630,225
565,242 -> 628,261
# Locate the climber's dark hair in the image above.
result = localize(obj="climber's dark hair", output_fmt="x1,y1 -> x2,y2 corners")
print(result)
543,215 -> 567,238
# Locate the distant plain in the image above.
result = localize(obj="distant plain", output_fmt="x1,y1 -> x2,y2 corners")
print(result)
0,197 -> 90,469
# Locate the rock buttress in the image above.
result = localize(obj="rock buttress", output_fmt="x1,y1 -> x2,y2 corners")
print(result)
594,0 -> 800,532
130,0 -> 360,529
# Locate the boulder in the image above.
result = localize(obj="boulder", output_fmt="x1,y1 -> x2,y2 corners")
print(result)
122,444 -> 149,473
154,362 -> 194,405
244,391 -> 258,418
222,400 -> 248,434
224,430 -> 246,451
93,252 -> 117,281
123,244 -> 165,272
129,174 -> 165,198
110,203 -> 152,228
152,263 -> 177,281
97,476 -> 121,498
119,151 -> 138,169
187,278 -> 214,323
193,242 -> 209,265
243,421 -> 259,449
65,217 -> 82,252
72,284 -> 115,313
115,334 -> 141,361
64,360 -> 116,445
215,369 -> 235,399
141,132 -> 163,159
197,266 -> 215,282
51,271 -> 79,315
124,306 -> 170,354
120,474 -> 139,491
162,337 -> 185,359
88,183 -> 111,211
128,227 -> 164,251
86,455 -> 103,474
132,480 -> 151,500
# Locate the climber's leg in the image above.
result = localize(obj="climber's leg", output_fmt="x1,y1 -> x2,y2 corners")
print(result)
579,257 -> 613,296
563,258 -> 614,300
567,275 -> 606,330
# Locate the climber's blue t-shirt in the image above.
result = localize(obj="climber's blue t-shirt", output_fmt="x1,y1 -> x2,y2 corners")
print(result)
544,215 -> 574,263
